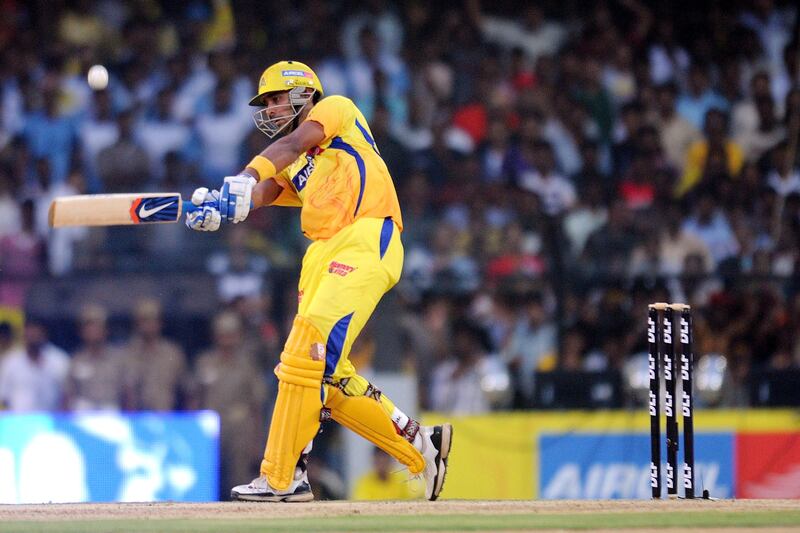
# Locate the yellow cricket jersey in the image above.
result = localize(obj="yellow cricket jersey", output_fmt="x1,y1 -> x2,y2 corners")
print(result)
269,95 -> 403,241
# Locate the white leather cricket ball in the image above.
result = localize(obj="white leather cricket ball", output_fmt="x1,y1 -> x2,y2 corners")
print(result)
87,64 -> 109,90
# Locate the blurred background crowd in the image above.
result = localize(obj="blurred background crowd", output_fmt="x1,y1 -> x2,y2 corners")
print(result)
1,0 -> 800,498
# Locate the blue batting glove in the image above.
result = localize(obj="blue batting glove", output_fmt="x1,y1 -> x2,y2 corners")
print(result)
185,187 -> 221,231
220,173 -> 257,223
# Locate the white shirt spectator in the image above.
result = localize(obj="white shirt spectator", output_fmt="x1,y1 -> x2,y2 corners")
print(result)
480,15 -> 566,62
543,118 -> 581,176
33,179 -> 88,276
1,78 -> 24,140
767,169 -> 800,198
429,357 -> 492,414
648,44 -> 690,85
501,316 -> 557,400
0,343 -> 70,411
79,118 -> 119,179
740,8 -> 796,77
195,109 -> 251,179
341,6 -> 404,59
563,205 -> 608,256
518,170 -> 576,216
683,211 -> 740,266
135,119 -> 191,180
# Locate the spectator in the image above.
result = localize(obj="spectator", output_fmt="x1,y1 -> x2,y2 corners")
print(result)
677,109 -> 744,197
559,328 -> 588,371
39,169 -> 89,276
344,25 -> 409,124
22,83 -> 76,186
0,167 -> 21,238
369,104 -> 410,182
582,201 -> 637,279
467,2 -> 567,62
207,225 -> 270,304
612,101 -> 646,177
352,447 -> 422,500
658,204 -> 714,276
516,140 -> 576,216
653,82 -> 701,173
739,1 -> 795,79
64,304 -> 127,411
403,221 -> 479,298
574,59 -> 615,144
78,90 -> 119,192
676,64 -> 729,130
603,45 -> 637,109
766,142 -> 800,199
429,318 -> 496,414
95,109 -> 150,192
122,298 -> 187,411
195,81 -> 252,180
563,180 -> 608,257
647,18 -> 690,85
188,311 -> 268,500
0,199 -> 45,308
0,317 -> 69,411
732,72 -> 772,138
736,94 -> 785,162
135,88 -> 192,181
500,291 -> 556,406
683,189 -> 741,268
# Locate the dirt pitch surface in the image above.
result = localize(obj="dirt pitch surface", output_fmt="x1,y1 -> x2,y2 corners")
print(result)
1,498 -> 798,522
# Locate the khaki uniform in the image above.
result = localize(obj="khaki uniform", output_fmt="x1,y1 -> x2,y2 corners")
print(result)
122,336 -> 187,411
191,348 -> 268,496
65,346 -> 127,411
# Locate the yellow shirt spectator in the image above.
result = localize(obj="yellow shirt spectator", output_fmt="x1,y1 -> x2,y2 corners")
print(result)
676,140 -> 744,197
352,448 -> 423,500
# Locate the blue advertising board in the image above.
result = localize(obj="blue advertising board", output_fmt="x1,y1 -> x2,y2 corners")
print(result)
539,432 -> 733,499
0,411 -> 219,503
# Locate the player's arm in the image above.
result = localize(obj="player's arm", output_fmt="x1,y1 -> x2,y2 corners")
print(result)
248,121 -> 325,208
186,120 -> 325,230
218,120 -> 325,221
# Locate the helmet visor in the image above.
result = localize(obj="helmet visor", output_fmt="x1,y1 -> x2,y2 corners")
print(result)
252,88 -> 315,138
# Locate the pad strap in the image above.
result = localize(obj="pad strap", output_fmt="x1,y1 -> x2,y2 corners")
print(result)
324,378 -> 425,474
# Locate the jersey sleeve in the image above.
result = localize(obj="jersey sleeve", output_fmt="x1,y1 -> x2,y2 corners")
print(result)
268,171 -> 302,207
306,95 -> 356,143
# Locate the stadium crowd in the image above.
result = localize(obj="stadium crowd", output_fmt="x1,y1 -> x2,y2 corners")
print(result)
1,0 -> 800,493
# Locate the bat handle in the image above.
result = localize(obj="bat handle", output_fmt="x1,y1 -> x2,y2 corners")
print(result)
182,201 -> 202,216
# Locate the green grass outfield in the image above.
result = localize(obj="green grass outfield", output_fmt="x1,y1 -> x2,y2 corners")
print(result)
3,510 -> 800,533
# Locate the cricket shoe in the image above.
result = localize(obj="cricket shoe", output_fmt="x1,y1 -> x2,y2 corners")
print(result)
230,467 -> 313,502
417,423 -> 453,501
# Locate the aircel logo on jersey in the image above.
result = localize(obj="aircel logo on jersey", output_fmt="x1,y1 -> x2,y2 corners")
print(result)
291,147 -> 324,191
328,261 -> 356,276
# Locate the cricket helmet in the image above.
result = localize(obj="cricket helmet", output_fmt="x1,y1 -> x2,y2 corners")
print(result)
250,60 -> 324,138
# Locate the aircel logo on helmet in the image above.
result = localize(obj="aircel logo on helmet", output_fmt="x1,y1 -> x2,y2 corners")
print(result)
282,70 -> 313,78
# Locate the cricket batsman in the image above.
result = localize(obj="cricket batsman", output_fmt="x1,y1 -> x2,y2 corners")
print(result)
185,60 -> 452,501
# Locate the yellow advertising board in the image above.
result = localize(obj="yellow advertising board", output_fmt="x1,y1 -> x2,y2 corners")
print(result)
423,410 -> 800,499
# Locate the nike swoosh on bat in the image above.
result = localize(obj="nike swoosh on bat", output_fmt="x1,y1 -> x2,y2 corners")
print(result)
138,201 -> 176,218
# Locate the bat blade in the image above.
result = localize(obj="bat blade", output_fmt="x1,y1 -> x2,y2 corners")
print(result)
48,193 -> 195,227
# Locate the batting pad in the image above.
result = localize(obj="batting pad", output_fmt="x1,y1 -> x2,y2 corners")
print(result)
261,315 -> 325,490
325,383 -> 425,474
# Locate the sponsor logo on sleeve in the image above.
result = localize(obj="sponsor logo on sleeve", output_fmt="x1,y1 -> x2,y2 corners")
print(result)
328,261 -> 356,277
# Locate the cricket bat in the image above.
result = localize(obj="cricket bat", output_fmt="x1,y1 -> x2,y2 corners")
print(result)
48,193 -> 201,228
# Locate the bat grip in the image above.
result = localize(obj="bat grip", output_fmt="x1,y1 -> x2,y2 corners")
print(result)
182,201 -> 203,215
